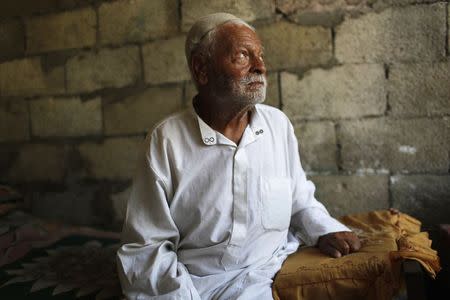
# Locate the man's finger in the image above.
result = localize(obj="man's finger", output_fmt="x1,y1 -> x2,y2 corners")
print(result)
348,235 -> 361,252
318,232 -> 362,258
341,232 -> 361,252
320,243 -> 342,258
328,235 -> 351,255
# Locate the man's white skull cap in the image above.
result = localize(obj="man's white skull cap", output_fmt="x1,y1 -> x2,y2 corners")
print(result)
185,12 -> 253,65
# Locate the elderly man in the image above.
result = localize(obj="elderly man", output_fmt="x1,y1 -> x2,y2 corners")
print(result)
117,13 -> 360,299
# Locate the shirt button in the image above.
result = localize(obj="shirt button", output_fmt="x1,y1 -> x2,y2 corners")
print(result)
259,129 -> 264,134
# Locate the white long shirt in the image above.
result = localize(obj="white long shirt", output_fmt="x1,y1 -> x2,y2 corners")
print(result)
117,103 -> 350,300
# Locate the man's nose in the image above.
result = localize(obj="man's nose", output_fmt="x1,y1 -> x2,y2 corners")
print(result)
250,55 -> 266,75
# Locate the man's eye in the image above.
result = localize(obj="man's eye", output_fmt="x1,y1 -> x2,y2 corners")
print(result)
237,51 -> 248,60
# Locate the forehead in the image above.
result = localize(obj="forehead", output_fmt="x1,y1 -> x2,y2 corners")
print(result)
215,22 -> 262,50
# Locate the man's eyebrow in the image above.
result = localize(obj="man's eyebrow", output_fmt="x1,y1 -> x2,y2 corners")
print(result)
234,43 -> 264,53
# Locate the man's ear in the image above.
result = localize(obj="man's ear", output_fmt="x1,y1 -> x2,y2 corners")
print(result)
192,54 -> 208,86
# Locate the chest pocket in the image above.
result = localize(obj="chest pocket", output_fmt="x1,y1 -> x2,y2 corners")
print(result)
260,176 -> 292,231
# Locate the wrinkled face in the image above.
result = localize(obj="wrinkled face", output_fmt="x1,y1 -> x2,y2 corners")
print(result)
207,23 -> 267,106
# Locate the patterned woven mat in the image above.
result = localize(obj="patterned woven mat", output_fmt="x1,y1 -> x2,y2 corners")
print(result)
0,201 -> 122,300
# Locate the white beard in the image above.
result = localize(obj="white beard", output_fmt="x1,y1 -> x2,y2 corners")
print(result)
212,73 -> 267,107
232,75 -> 267,105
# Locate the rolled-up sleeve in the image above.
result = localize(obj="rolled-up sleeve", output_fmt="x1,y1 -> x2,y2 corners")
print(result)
286,121 -> 350,246
116,137 -> 201,300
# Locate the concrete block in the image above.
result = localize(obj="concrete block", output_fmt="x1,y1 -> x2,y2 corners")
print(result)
78,137 -> 142,180
389,61 -> 450,116
0,99 -> 29,142
311,174 -> 389,217
265,72 -> 279,108
258,21 -> 332,70
184,81 -> 197,105
104,86 -> 183,135
276,0 -> 439,15
339,118 -> 449,173
0,0 -> 92,18
30,97 -> 102,137
281,64 -> 386,121
181,0 -> 274,31
294,121 -> 338,172
336,3 -> 446,63
142,36 -> 190,84
25,8 -> 96,53
0,57 -> 65,96
67,46 -> 140,93
99,0 -> 178,45
0,20 -> 25,60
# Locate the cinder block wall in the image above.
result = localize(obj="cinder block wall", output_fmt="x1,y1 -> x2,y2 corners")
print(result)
1,0 -> 449,229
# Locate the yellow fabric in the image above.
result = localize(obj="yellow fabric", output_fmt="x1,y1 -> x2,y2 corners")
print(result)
272,210 -> 440,300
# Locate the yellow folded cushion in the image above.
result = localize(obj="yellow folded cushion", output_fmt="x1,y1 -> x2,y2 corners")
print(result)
272,210 -> 440,300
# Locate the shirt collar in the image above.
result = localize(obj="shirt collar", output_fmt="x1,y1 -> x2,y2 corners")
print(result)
197,113 -> 218,145
191,98 -> 266,147
247,105 -> 265,139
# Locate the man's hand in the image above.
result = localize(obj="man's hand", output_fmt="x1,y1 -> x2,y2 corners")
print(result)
317,231 -> 361,258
